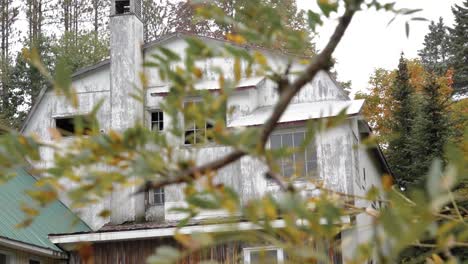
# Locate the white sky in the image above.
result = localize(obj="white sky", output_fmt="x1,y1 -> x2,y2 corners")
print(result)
296,0 -> 462,96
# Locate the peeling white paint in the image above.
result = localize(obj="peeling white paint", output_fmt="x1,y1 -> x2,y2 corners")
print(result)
22,30 -> 383,231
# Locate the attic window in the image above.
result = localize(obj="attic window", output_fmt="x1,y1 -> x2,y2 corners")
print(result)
151,111 -> 164,132
115,0 -> 130,14
55,116 -> 92,137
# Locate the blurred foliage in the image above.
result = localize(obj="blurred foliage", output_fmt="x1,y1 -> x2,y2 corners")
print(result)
0,0 -> 467,263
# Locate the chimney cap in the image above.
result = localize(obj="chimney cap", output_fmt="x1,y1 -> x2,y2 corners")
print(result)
111,0 -> 141,18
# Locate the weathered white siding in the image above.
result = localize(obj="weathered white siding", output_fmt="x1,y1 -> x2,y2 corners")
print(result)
22,34 -> 383,231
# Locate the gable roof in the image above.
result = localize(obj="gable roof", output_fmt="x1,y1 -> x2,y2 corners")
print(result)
20,31 -> 347,133
0,169 -> 91,253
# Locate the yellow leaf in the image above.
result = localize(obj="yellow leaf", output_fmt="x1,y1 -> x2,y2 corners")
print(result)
48,127 -> 62,140
21,204 -> 39,217
382,174 -> 393,191
226,33 -> 246,44
98,209 -> 111,218
16,218 -> 33,228
254,51 -> 267,66
218,74 -> 225,89
234,58 -> 241,82
431,254 -> 444,264
192,67 -> 203,79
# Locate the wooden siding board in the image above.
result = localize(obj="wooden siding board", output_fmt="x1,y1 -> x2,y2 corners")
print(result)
68,238 -> 243,264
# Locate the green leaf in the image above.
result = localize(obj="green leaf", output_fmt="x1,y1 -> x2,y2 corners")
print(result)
317,0 -> 338,17
186,193 -> 221,209
307,10 -> 323,31
159,47 -> 181,61
410,17 -> 428,22
426,159 -> 443,199
147,246 -> 181,264
54,57 -> 72,95
400,8 -> 423,15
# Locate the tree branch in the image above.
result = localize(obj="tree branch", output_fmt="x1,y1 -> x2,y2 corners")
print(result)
141,8 -> 357,192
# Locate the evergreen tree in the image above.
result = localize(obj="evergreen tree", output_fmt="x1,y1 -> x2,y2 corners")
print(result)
448,0 -> 468,96
386,54 -> 417,187
7,36 -> 54,128
410,74 -> 450,186
52,31 -> 109,74
418,17 -> 450,76
0,0 -> 19,128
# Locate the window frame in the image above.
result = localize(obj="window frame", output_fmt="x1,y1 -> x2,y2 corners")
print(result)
53,114 -> 92,137
151,187 -> 165,206
0,249 -> 14,264
29,259 -> 41,264
150,110 -> 164,133
243,246 -> 284,264
183,100 -> 214,145
268,128 -> 318,182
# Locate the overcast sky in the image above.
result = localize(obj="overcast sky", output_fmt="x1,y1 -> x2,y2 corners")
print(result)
296,0 -> 463,96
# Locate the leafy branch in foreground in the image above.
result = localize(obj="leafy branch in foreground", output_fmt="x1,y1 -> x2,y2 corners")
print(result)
0,0 -> 466,263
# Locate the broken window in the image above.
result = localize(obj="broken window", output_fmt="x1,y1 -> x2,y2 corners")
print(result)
269,131 -> 317,178
184,102 -> 213,145
115,0 -> 130,14
153,187 -> 165,206
151,111 -> 164,132
55,116 -> 92,137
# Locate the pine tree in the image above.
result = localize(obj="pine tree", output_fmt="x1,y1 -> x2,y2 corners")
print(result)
53,31 -> 109,74
0,0 -> 19,128
448,0 -> 468,96
410,74 -> 450,186
386,54 -> 417,187
8,43 -> 52,125
418,17 -> 450,76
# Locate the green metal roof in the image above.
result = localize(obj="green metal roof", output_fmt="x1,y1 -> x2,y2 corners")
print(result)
0,168 -> 91,252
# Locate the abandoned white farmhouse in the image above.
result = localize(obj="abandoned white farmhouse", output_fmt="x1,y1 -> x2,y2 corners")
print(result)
19,0 -> 390,263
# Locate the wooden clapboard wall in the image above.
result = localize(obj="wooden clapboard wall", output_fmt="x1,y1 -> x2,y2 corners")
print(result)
68,238 -> 243,264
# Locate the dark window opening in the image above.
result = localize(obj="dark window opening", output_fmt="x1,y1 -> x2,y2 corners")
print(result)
115,0 -> 130,14
151,111 -> 164,132
153,187 -> 165,206
55,116 -> 92,137
0,254 -> 7,264
29,260 -> 40,264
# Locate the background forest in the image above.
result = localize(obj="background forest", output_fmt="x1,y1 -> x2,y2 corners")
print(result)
0,0 -> 315,129
0,0 -> 467,262
356,1 -> 467,191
